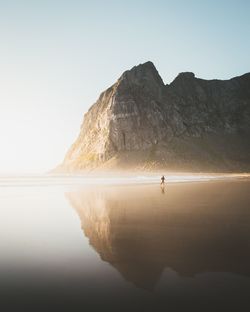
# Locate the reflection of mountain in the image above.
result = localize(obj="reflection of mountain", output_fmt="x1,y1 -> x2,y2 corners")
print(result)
66,182 -> 250,290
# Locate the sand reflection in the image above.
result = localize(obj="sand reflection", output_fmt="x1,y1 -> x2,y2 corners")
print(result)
66,181 -> 250,290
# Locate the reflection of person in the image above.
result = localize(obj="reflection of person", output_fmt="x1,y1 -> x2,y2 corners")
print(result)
161,184 -> 165,194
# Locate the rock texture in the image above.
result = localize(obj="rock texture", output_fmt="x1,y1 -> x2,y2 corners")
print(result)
60,61 -> 250,171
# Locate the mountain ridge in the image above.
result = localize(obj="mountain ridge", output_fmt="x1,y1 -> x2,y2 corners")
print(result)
58,62 -> 250,172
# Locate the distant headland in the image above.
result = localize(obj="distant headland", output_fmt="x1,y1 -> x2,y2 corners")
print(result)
56,61 -> 250,172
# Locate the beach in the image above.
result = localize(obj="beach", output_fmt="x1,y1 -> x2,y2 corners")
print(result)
1,175 -> 250,311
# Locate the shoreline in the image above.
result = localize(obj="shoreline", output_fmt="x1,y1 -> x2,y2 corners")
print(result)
0,172 -> 249,188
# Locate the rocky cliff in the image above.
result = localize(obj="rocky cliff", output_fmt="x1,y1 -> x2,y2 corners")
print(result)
60,61 -> 250,171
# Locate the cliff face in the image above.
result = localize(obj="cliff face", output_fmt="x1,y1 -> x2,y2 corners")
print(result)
61,62 -> 250,171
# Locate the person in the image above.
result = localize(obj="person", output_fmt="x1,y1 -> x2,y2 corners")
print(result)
160,175 -> 166,194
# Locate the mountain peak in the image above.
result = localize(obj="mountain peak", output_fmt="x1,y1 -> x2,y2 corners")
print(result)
129,61 -> 157,72
120,61 -> 164,87
171,72 -> 195,83
178,71 -> 195,78
134,60 -> 157,71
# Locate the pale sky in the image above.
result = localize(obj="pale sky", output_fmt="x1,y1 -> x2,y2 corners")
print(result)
0,0 -> 249,174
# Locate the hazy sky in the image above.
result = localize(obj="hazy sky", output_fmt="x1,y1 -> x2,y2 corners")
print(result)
0,0 -> 249,174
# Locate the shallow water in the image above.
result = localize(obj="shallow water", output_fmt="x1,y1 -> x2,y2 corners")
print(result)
1,177 -> 250,311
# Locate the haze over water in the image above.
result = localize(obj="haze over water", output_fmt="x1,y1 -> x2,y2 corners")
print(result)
1,175 -> 250,311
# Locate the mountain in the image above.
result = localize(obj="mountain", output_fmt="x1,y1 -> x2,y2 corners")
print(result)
59,61 -> 250,172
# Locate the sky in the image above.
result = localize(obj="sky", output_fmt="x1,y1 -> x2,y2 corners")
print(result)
0,0 -> 249,174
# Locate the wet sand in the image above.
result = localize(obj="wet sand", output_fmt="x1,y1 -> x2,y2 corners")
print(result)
1,178 -> 250,311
